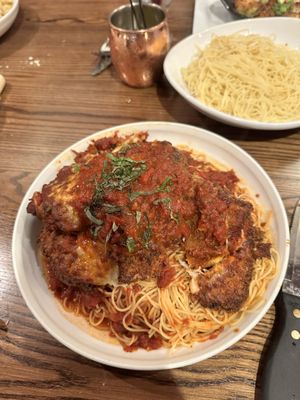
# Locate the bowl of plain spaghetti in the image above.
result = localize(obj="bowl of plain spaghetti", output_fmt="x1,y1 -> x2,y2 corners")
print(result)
164,17 -> 300,130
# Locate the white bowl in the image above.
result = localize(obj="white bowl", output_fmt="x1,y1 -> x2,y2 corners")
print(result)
0,0 -> 19,38
164,17 -> 300,130
12,121 -> 289,370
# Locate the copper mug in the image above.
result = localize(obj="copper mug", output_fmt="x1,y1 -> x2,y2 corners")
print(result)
109,3 -> 170,88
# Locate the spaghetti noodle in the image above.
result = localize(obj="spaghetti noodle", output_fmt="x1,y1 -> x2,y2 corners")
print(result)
182,33 -> 300,122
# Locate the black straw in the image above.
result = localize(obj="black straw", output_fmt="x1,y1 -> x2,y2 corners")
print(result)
138,0 -> 147,29
129,0 -> 141,29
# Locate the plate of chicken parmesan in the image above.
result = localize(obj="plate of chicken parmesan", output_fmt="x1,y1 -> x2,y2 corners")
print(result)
12,121 -> 289,370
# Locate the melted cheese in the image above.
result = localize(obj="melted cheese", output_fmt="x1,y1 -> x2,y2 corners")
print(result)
73,234 -> 118,286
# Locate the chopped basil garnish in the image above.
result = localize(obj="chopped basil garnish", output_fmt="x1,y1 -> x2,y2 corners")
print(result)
72,163 -> 81,173
129,176 -> 173,201
85,153 -> 146,224
84,207 -> 103,226
153,197 -> 179,224
273,0 -> 293,15
85,207 -> 104,238
126,236 -> 136,253
92,179 -> 105,206
153,197 -> 171,206
105,153 -> 146,192
90,225 -> 103,238
158,176 -> 173,192
91,154 -> 146,206
102,203 -> 122,214
142,214 -> 152,248
118,143 -> 132,155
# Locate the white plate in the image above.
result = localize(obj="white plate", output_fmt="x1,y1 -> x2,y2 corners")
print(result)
12,121 -> 289,370
0,0 -> 19,38
164,17 -> 300,130
193,0 -> 237,33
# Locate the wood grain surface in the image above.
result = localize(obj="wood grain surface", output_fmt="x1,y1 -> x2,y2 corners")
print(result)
0,1 -> 299,399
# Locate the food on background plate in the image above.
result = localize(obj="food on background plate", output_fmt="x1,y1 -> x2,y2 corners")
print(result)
27,132 -> 277,351
182,33 -> 300,123
0,0 -> 13,17
234,0 -> 300,17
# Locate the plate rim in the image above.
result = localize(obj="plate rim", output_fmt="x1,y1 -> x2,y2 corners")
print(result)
12,121 -> 290,370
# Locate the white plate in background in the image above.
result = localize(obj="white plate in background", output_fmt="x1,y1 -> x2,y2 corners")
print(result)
12,121 -> 289,370
164,17 -> 300,130
193,0 -> 237,33
0,0 -> 19,37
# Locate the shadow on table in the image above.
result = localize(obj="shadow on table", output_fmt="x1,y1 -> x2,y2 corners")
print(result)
0,6 -> 39,57
104,366 -> 185,400
254,291 -> 298,400
254,334 -> 272,400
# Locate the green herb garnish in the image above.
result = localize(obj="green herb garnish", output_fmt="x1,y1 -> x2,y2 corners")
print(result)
92,179 -> 105,207
153,197 -> 171,206
105,153 -> 146,191
90,154 -> 146,208
118,144 -> 133,155
273,0 -> 293,15
85,207 -> 104,238
102,203 -> 122,214
84,207 -> 103,226
158,177 -> 173,192
153,197 -> 179,224
142,214 -> 152,248
90,225 -> 103,238
129,176 -> 173,201
85,153 -> 146,226
93,153 -> 146,197
126,236 -> 136,253
72,163 -> 81,173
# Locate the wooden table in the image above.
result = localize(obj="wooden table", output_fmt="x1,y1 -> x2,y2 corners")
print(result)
1,1 -> 299,399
